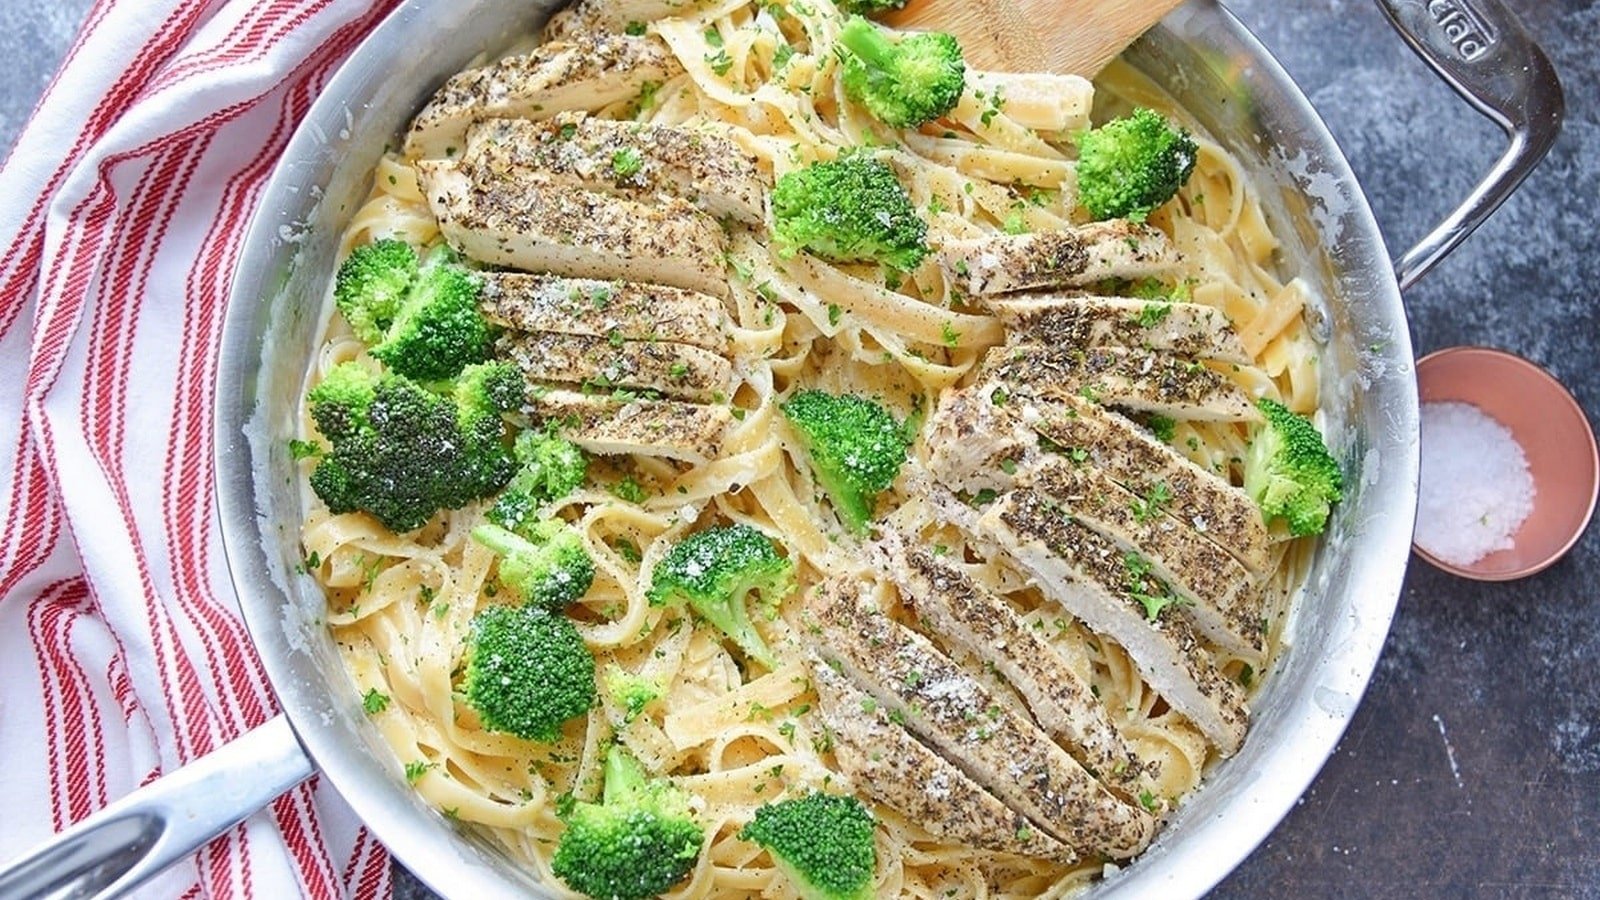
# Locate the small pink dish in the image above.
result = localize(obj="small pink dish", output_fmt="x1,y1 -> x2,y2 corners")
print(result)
1412,346 -> 1598,580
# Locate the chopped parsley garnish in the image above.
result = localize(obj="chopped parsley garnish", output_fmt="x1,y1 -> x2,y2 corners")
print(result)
1130,481 -> 1173,524
1136,301 -> 1174,328
941,321 -> 961,348
362,688 -> 390,715
611,537 -> 643,563
634,80 -> 662,112
611,147 -> 643,178
1122,552 -> 1184,621
612,476 -> 648,503
1147,414 -> 1178,442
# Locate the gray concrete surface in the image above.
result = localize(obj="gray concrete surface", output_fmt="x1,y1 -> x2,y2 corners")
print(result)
2,0 -> 1595,897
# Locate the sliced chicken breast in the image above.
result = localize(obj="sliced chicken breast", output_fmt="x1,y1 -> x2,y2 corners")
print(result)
923,383 -> 1038,494
1017,392 -> 1274,575
542,0 -> 715,41
809,577 -> 1157,858
479,273 -> 731,353
923,388 -> 1265,657
985,343 -> 1259,422
499,331 -> 734,403
525,388 -> 732,463
872,530 -> 1154,794
984,294 -> 1251,365
404,34 -> 681,159
465,115 -> 767,225
924,384 -> 1273,576
1020,460 -> 1265,658
939,221 -> 1179,296
417,160 -> 730,298
808,655 -> 1075,862
976,490 -> 1248,754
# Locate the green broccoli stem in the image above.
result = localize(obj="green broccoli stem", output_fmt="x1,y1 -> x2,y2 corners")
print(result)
837,17 -> 896,70
604,744 -> 646,802
472,523 -> 523,558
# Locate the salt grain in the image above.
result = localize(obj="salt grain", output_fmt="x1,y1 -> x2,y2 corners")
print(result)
1414,401 -> 1535,566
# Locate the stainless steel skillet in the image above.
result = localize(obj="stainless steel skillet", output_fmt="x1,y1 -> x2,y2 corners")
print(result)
0,1 -> 1561,897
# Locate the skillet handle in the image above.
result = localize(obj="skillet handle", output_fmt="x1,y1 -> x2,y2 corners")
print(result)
1375,0 -> 1563,290
0,715 -> 314,900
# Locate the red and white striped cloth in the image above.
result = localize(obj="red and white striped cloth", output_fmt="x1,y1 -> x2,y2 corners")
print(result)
0,1 -> 406,896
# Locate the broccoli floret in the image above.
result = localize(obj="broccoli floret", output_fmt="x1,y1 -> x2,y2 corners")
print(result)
1244,398 -> 1343,537
836,0 -> 908,14
603,664 -> 662,723
551,745 -> 704,900
335,240 -> 493,382
333,239 -> 417,344
647,524 -> 794,669
1075,107 -> 1198,222
373,251 -> 493,382
473,520 -> 596,611
836,16 -> 965,128
741,793 -> 877,900
461,603 -> 595,742
780,390 -> 909,534
306,361 -> 519,533
771,155 -> 928,270
487,428 -> 588,532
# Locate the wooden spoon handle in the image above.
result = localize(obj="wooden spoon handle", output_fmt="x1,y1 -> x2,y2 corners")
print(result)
881,0 -> 1186,76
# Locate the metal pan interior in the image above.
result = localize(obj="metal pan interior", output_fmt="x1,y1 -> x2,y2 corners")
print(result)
215,2 -> 1419,896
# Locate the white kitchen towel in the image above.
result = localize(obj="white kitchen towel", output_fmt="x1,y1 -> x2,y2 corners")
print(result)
0,0 -> 402,896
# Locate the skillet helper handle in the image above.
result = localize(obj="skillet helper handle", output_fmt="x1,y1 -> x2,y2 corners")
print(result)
1375,0 -> 1563,290
0,714 -> 314,900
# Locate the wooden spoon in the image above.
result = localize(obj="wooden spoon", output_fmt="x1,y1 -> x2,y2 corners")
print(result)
880,0 -> 1187,77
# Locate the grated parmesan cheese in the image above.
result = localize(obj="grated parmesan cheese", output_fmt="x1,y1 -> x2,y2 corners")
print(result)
1414,401 -> 1535,566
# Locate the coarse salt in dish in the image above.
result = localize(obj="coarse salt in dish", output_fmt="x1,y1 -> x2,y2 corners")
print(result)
1415,400 -> 1536,566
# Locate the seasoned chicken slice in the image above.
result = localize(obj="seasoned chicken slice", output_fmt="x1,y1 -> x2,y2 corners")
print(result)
1020,392 -> 1274,575
974,490 -> 1248,754
465,115 -> 767,225
417,160 -> 729,298
924,383 -> 1043,494
939,221 -> 1179,296
984,294 -> 1251,365
525,388 -> 732,463
984,343 -> 1259,422
809,577 -> 1157,858
404,35 -> 680,159
808,656 -> 1075,862
479,273 -> 731,353
499,332 -> 734,403
543,0 -> 715,41
872,530 -> 1154,794
925,385 -> 1271,575
922,390 -> 1265,656
1020,461 -> 1265,658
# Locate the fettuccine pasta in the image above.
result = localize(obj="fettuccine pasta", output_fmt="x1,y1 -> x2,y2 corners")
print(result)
297,1 -> 1323,896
